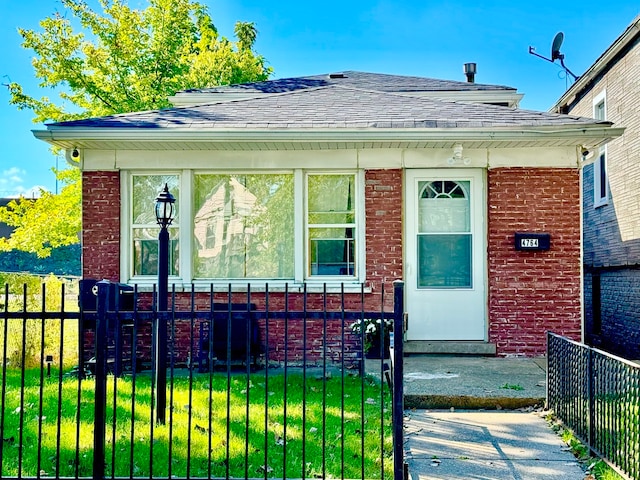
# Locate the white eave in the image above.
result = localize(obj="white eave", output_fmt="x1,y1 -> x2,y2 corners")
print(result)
33,125 -> 623,151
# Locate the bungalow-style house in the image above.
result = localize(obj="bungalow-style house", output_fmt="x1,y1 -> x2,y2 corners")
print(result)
552,15 -> 640,359
33,70 -> 622,357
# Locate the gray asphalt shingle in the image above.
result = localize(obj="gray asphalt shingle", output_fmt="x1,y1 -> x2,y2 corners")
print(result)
180,70 -> 516,94
48,85 -> 608,130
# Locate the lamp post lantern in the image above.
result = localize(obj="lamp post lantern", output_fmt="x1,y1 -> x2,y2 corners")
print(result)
154,183 -> 175,424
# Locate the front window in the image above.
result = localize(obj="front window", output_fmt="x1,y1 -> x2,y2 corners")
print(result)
417,180 -> 471,288
127,171 -> 360,283
193,174 -> 294,279
307,174 -> 357,277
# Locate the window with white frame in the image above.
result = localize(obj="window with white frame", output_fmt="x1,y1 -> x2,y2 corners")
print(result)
131,174 -> 180,276
307,173 -> 357,277
192,173 -> 295,279
593,91 -> 608,207
126,170 -> 361,283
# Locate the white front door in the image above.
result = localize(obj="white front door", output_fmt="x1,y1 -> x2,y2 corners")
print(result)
405,169 -> 486,340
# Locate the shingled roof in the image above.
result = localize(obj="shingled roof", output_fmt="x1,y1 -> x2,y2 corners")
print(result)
179,70 -> 517,94
47,85 -> 607,130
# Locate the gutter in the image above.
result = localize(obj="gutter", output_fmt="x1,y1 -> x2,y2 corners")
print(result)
33,125 -> 624,145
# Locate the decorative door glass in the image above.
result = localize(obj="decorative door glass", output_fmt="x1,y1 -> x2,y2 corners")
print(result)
417,180 -> 472,288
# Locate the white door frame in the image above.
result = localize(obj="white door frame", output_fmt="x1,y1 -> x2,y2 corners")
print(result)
404,168 -> 487,341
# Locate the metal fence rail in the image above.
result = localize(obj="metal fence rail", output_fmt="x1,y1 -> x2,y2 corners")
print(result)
547,332 -> 640,480
0,281 -> 405,480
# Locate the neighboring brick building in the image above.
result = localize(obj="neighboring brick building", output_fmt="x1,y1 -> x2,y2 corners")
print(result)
35,71 -> 622,357
552,15 -> 640,359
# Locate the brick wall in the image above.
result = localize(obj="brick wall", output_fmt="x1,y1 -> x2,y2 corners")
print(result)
81,169 -> 403,365
487,168 -> 582,356
364,169 -> 403,309
568,36 -> 640,268
82,171 -> 120,281
585,269 -> 640,359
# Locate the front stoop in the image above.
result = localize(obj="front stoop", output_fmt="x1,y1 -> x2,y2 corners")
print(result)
404,341 -> 497,356
400,355 -> 547,410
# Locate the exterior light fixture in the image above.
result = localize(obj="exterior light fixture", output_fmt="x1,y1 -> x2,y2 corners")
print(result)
154,182 -> 175,425
45,354 -> 54,377
155,183 -> 175,228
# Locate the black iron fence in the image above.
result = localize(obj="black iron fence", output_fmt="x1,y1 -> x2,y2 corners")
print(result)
0,280 -> 405,480
547,332 -> 640,480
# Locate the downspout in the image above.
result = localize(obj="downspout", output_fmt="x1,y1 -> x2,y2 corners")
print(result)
578,146 -> 586,343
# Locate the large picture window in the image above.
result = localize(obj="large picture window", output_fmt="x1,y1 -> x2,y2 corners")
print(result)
127,170 -> 360,283
193,174 -> 294,279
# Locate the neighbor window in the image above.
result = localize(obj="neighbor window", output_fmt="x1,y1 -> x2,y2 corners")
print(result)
126,170 -> 360,283
593,92 -> 608,207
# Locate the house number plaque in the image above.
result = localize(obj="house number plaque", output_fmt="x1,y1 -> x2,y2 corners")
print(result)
514,232 -> 551,251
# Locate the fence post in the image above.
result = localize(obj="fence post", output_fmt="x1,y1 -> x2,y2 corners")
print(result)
93,280 -> 110,480
587,346 -> 594,451
546,332 -> 550,409
392,280 -> 406,480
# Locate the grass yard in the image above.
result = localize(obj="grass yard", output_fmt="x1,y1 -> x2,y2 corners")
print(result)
1,367 -> 393,479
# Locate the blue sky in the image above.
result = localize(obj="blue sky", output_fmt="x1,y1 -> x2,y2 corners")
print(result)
0,0 -> 638,196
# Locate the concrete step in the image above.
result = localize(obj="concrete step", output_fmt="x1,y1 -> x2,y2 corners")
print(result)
404,340 -> 497,355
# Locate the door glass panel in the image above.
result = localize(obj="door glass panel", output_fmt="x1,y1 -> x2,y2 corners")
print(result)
417,180 -> 472,288
418,235 -> 471,287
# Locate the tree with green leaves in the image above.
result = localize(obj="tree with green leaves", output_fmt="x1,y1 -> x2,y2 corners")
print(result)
1,0 -> 272,257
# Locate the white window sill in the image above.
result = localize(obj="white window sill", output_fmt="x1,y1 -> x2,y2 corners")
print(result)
125,279 -> 372,294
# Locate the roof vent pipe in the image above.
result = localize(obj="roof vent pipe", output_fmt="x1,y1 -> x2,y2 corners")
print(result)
463,63 -> 477,83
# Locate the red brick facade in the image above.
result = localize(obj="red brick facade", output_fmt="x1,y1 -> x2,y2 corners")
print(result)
81,167 -> 582,359
82,171 -> 120,281
487,168 -> 582,355
364,169 -> 404,308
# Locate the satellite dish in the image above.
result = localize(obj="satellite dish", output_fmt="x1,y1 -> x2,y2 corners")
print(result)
551,32 -> 564,60
529,31 -> 578,81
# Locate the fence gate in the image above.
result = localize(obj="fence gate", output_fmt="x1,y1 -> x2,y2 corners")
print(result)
0,281 -> 405,479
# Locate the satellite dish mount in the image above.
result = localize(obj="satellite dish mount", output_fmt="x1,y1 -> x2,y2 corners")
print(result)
529,32 -> 578,81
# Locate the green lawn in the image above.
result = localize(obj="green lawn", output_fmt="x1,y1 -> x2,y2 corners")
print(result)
1,368 -> 393,478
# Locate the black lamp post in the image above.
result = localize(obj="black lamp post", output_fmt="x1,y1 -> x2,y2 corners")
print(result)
154,183 -> 175,424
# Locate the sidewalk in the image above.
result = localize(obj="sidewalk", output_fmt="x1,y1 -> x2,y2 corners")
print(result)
404,410 -> 584,479
399,356 -> 585,479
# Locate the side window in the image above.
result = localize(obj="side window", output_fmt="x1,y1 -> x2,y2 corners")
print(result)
131,175 -> 180,276
125,170 -> 363,283
593,92 -> 608,207
306,173 -> 357,277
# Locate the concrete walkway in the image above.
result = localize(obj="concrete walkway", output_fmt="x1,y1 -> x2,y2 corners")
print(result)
399,356 -> 586,479
403,355 -> 547,409
405,410 -> 585,479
